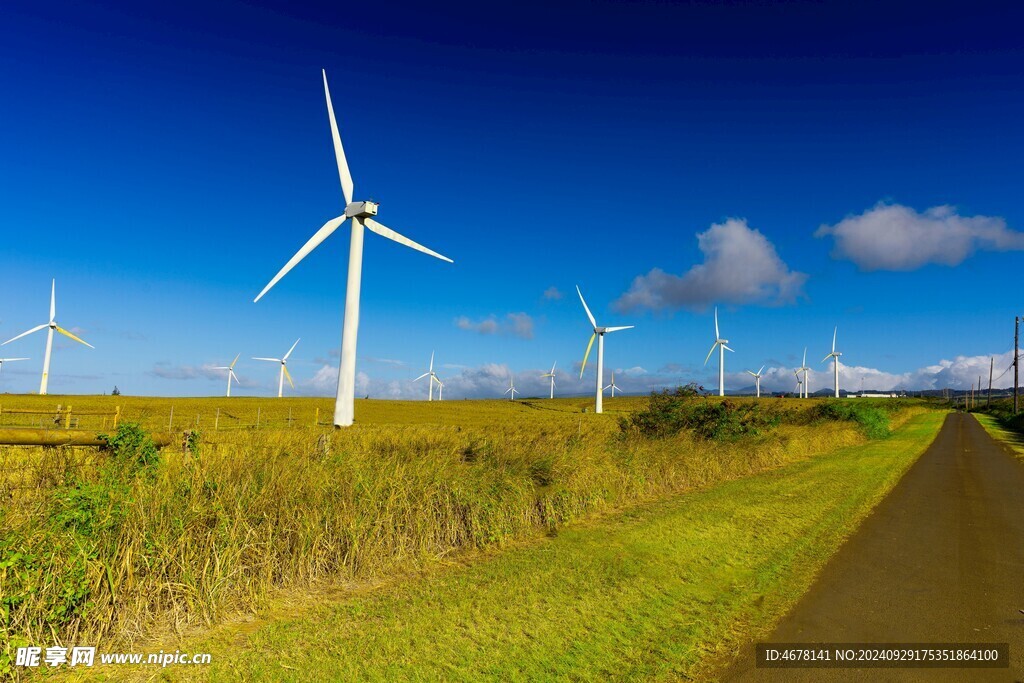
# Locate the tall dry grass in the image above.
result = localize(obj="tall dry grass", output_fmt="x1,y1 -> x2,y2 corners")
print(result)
0,397 -> 926,674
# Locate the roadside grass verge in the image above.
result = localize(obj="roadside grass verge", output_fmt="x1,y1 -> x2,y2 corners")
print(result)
972,412 -> 1024,457
93,411 -> 945,682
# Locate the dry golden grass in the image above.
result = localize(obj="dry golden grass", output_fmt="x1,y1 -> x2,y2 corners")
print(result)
0,394 -> 926,677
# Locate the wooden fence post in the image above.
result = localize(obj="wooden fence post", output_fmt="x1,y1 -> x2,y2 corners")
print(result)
64,405 -> 72,429
113,405 -> 121,428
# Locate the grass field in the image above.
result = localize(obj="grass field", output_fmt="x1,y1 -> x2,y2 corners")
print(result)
0,393 -> 935,679
93,410 -> 944,682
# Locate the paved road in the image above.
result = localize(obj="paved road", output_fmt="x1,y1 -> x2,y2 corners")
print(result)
724,413 -> 1024,682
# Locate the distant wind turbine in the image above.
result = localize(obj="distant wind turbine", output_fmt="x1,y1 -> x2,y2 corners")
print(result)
746,365 -> 765,398
504,375 -> 519,401
604,371 -> 620,398
794,370 -> 803,397
577,286 -> 633,414
821,327 -> 842,398
541,362 -> 557,399
796,348 -> 810,398
414,352 -> 443,401
253,338 -> 300,398
704,307 -> 734,397
212,354 -> 241,397
2,279 -> 93,395
253,70 -> 452,428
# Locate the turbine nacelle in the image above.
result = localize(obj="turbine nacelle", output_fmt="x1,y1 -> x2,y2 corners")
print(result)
344,201 -> 379,219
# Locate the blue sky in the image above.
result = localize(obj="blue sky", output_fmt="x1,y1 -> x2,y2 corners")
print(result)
2,0 -> 1023,397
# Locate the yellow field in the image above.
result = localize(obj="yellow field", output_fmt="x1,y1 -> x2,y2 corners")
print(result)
0,392 -> 915,677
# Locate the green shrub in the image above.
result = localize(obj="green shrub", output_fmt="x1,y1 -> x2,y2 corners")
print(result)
98,422 -> 160,471
811,400 -> 891,439
622,385 -> 781,440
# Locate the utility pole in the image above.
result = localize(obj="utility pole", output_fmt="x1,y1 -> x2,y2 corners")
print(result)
1015,316 -> 1020,415
988,357 -> 994,407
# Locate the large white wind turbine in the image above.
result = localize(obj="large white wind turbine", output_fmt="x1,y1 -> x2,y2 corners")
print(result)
2,279 -> 93,395
212,354 -> 241,397
253,339 -> 300,398
414,352 -> 443,401
703,307 -> 734,397
822,327 -> 842,398
604,371 -> 620,398
541,362 -> 556,399
253,70 -> 453,428
746,365 -> 765,398
504,375 -> 519,401
577,286 -> 633,414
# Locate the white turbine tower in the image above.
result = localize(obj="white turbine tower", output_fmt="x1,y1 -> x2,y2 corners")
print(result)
2,279 -> 93,395
212,354 -> 241,397
541,362 -> 556,399
746,365 -> 765,398
822,327 -> 843,398
504,374 -> 519,401
577,286 -> 633,414
254,70 -> 452,428
253,339 -> 300,398
604,371 -> 620,398
0,358 -> 29,375
796,348 -> 810,398
414,352 -> 443,401
703,307 -> 734,397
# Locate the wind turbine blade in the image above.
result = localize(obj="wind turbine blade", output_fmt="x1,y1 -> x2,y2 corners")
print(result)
821,354 -> 832,364
49,279 -> 56,322
604,325 -> 633,333
723,345 -> 734,353
230,353 -> 240,369
758,365 -> 765,375
832,326 -> 837,353
802,347 -> 807,367
580,332 -> 596,378
414,372 -> 429,381
322,70 -> 354,205
576,286 -> 597,328
429,351 -> 434,372
551,361 -> 556,374
364,218 -> 453,262
504,386 -> 512,395
55,326 -> 94,349
284,338 -> 301,360
212,366 -> 230,370
746,370 -> 756,377
714,306 -> 719,339
253,215 -> 347,302
252,357 -> 282,362
229,370 -> 239,385
703,342 -> 718,366
2,324 -> 48,346
282,364 -> 295,389
0,358 -> 30,362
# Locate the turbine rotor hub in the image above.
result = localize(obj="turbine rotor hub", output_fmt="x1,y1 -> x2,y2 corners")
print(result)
345,201 -> 379,219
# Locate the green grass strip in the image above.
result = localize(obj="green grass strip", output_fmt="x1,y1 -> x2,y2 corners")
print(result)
116,411 -> 945,682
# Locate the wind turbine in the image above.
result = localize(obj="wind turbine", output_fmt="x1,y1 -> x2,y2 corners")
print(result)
541,362 -> 557,399
212,354 -> 241,397
2,279 -> 93,395
414,352 -> 443,401
604,371 -> 621,398
796,348 -> 810,398
822,327 -> 842,398
0,357 -> 29,376
253,70 -> 453,428
577,286 -> 633,414
504,375 -> 519,401
746,365 -> 765,398
703,307 -> 734,397
794,370 -> 803,397
253,339 -> 300,398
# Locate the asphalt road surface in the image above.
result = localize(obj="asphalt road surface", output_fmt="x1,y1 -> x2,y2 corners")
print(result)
723,413 -> 1024,682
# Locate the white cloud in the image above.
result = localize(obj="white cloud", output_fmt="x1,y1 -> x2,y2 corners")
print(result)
543,286 -> 563,300
455,313 -> 534,339
815,202 -> 1024,271
726,350 -> 1016,393
614,218 -> 806,312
